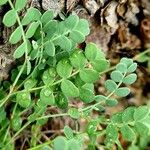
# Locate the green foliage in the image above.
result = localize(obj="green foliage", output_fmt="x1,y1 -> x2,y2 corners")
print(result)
0,1 -> 145,149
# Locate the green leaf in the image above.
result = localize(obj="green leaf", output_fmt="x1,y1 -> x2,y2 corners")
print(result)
116,63 -> 127,73
57,21 -> 66,34
9,26 -> 22,44
0,107 -> 6,123
15,0 -> 26,11
115,87 -> 130,97
43,20 -> 57,34
82,83 -> 94,91
120,58 -> 133,67
134,106 -> 149,121
64,126 -> 74,139
65,14 -> 79,29
69,30 -> 85,43
136,54 -> 149,62
42,68 -> 56,85
0,0 -> 8,5
79,69 -> 99,83
111,112 -> 123,124
13,42 -> 27,58
91,59 -> 109,73
106,124 -> 118,141
110,71 -> 123,82
56,59 -> 73,78
41,10 -> 54,24
27,59 -> 31,75
106,98 -> 118,107
123,73 -> 137,84
44,41 -> 55,56
120,125 -> 136,141
75,19 -> 90,36
16,92 -> 31,108
21,7 -> 41,25
127,63 -> 137,73
11,116 -> 22,131
86,121 -> 97,135
69,50 -> 87,69
79,87 -> 95,103
134,122 -> 149,136
65,15 -> 79,30
68,108 -> 80,119
105,80 -> 117,92
67,139 -> 82,150
61,79 -> 79,98
122,107 -> 135,123
3,10 -> 17,27
54,35 -> 72,51
26,21 -> 40,38
40,87 -> 55,106
85,43 -> 98,61
55,93 -> 68,109
94,95 -> 106,102
128,145 -> 139,150
24,78 -> 37,89
53,136 -> 67,150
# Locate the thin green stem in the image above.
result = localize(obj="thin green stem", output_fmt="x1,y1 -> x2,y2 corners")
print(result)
5,113 -> 68,148
0,0 -> 29,107
27,140 -> 52,150
81,72 -> 126,112
0,62 -> 26,107
36,113 -> 68,120
133,48 -> 150,60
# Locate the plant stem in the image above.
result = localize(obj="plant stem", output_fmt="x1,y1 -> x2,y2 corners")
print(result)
27,140 -> 52,150
0,0 -> 29,107
133,48 -> 150,60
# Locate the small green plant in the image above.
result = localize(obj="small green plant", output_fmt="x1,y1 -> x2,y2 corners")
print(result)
0,0 -> 149,150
